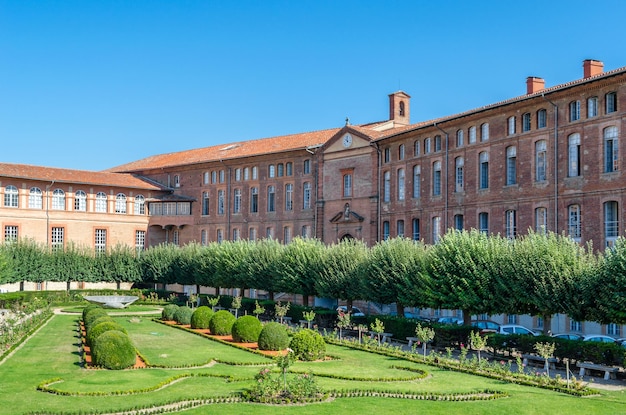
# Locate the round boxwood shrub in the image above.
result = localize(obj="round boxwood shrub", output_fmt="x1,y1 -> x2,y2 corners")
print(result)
290,328 -> 326,361
87,321 -> 127,348
82,304 -> 102,320
86,316 -> 114,333
231,315 -> 263,343
162,304 -> 179,321
92,331 -> 136,370
257,322 -> 290,351
209,310 -> 236,335
190,306 -> 214,329
173,306 -> 193,325
84,308 -> 109,330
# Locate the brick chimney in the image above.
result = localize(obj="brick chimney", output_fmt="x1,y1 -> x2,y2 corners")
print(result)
526,77 -> 545,95
389,91 -> 411,125
583,59 -> 604,78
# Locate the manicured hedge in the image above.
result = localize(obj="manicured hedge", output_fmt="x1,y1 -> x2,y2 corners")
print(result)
162,304 -> 179,321
231,315 -> 263,343
86,321 -> 127,348
209,310 -> 236,335
257,322 -> 290,351
173,306 -> 193,325
190,306 -> 214,329
92,331 -> 136,370
290,328 -> 326,361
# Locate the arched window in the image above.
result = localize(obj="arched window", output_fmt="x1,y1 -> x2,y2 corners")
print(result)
74,190 -> 87,211
481,123 -> 489,141
604,126 -> 619,173
4,185 -> 18,207
52,189 -> 65,210
115,193 -> 127,214
95,192 -> 107,213
134,195 -> 145,215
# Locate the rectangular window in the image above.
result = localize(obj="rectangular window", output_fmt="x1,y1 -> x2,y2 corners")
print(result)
479,212 -> 489,234
203,171 -> 209,184
425,138 -> 431,153
250,187 -> 259,213
4,186 -> 18,207
455,158 -> 464,192
522,113 -> 531,132
535,140 -> 547,182
481,123 -> 489,141
217,190 -> 225,215
468,126 -> 476,144
507,116 -> 516,135
277,164 -> 284,177
285,184 -> 293,211
456,130 -> 464,147
267,186 -> 275,212
283,226 -> 291,243
412,218 -> 420,241
506,147 -> 517,185
604,127 -> 619,173
135,230 -> 145,251
201,229 -> 207,246
397,220 -> 404,237
233,189 -> 242,213
605,201 -> 619,247
249,228 -> 257,241
413,166 -> 421,198
266,227 -> 273,239
567,134 -> 581,177
233,228 -> 240,241
303,182 -> 311,209
384,148 -> 391,163
95,229 -> 107,253
434,135 -> 442,152
588,97 -> 598,118
505,210 -> 516,239
244,167 -> 250,180
606,92 -> 617,113
479,152 -> 489,189
433,162 -> 441,196
568,205 -> 581,240
383,221 -> 390,240
537,109 -> 547,129
216,229 -> 223,243
286,162 -> 293,176
172,230 -> 180,245
432,216 -> 441,243
569,101 -> 580,121
535,207 -> 547,233
397,168 -> 405,200
301,225 -> 311,238
51,227 -> 64,250
607,323 -> 621,336
398,144 -> 405,160
219,170 -> 225,183
508,315 -> 518,325
570,320 -> 582,332
414,140 -> 420,156
343,174 -> 352,198
235,168 -> 241,181
303,160 -> 311,175
383,171 -> 391,202
252,166 -> 258,180
211,171 -> 217,184
454,214 -> 464,231
4,225 -> 18,242
202,192 -> 210,215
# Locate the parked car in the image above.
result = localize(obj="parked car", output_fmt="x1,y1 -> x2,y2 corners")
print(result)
498,324 -> 538,336
337,306 -> 365,317
582,334 -> 618,343
436,317 -> 463,325
470,320 -> 500,333
551,333 -> 583,341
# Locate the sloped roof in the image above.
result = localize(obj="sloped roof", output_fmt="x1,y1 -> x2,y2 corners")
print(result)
107,128 -> 343,173
0,162 -> 163,190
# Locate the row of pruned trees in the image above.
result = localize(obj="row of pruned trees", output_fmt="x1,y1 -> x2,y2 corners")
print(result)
1,230 -> 625,325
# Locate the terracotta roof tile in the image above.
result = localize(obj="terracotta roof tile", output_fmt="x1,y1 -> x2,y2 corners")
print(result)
107,128 -> 342,172
0,162 -> 163,190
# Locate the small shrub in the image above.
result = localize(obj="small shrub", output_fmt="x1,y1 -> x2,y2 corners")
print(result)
82,304 -> 102,321
92,331 -> 136,370
258,322 -> 290,351
84,308 -> 109,330
290,329 -> 326,361
86,316 -> 114,333
173,306 -> 193,325
87,321 -> 127,348
190,306 -> 214,329
209,310 -> 237,335
162,304 -> 179,321
232,315 -> 263,343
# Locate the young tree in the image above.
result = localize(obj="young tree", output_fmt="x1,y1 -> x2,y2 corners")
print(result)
275,237 -> 325,307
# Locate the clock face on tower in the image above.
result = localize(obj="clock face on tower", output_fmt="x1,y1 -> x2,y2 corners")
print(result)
342,134 -> 353,148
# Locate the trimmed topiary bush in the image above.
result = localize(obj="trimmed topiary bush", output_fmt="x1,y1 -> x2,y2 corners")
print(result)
231,315 -> 263,343
92,330 -> 136,370
162,304 -> 179,321
82,304 -> 102,321
86,316 -> 114,333
190,306 -> 214,329
84,308 -> 109,330
87,321 -> 127,348
209,310 -> 236,335
290,328 -> 326,361
173,306 -> 193,325
257,322 -> 290,351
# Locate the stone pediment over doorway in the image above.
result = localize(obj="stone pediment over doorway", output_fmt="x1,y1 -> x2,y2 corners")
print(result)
329,203 -> 364,224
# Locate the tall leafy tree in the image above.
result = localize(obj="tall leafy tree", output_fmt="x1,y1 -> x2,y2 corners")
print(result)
585,237 -> 626,323
139,243 -> 179,284
242,238 -> 284,299
213,240 -> 254,293
507,230 -> 595,331
427,229 -> 510,324
364,237 -> 430,317
275,237 -> 325,307
316,239 -> 368,310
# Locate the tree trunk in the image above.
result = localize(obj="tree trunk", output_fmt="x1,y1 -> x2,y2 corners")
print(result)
269,291 -> 274,301
347,299 -> 354,312
463,310 -> 471,326
542,313 -> 552,335
302,295 -> 310,307
396,302 -> 405,318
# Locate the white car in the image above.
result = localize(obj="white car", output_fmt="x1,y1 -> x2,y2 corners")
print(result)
583,334 -> 618,343
498,324 -> 538,336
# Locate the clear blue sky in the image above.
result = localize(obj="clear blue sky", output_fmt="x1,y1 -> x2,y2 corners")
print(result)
2,0 -> 625,171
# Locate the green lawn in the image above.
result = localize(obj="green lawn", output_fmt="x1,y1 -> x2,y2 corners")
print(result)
1,310 -> 626,415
